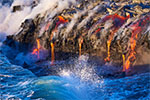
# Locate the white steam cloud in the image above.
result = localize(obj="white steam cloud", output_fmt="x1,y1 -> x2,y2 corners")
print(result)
0,0 -> 76,42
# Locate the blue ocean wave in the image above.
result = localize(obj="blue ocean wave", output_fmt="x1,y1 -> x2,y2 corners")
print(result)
0,53 -> 150,100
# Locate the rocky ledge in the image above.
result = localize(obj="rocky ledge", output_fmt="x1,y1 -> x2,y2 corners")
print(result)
3,0 -> 150,74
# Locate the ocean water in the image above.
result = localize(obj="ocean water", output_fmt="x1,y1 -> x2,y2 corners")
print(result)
0,52 -> 150,100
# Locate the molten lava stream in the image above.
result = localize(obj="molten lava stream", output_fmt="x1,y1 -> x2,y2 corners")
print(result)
123,34 -> 138,72
122,15 -> 150,72
122,54 -> 126,71
32,39 -> 41,59
105,29 -> 117,62
50,30 -> 55,65
49,16 -> 68,65
105,40 -> 111,62
103,14 -> 129,62
79,38 -> 83,57
50,42 -> 55,65
37,39 -> 40,59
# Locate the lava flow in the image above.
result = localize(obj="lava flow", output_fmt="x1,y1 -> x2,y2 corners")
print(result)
54,16 -> 68,31
50,42 -> 55,65
123,15 -> 150,72
104,14 -> 130,62
32,39 -> 41,59
123,33 -> 139,72
50,16 -> 68,65
79,37 -> 83,57
105,29 -> 118,61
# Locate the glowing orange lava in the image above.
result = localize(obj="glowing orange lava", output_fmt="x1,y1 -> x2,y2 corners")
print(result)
51,16 -> 68,39
102,14 -> 130,23
123,15 -> 150,71
105,29 -> 118,61
105,39 -> 111,61
50,30 -> 55,65
104,14 -> 130,62
49,16 -> 68,65
79,37 -> 83,57
123,35 -> 138,71
55,16 -> 68,29
32,39 -> 41,59
58,16 -> 68,23
50,42 -> 55,65
123,20 -> 141,71
122,54 -> 126,71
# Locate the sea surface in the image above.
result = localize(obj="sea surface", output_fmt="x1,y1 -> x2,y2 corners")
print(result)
0,50 -> 150,100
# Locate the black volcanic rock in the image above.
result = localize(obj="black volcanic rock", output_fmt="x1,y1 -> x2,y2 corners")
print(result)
3,0 -> 150,71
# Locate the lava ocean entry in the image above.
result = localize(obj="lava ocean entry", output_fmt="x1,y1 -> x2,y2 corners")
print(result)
0,0 -> 150,100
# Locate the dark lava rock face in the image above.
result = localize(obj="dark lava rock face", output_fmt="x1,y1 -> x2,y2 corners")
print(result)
2,0 -> 150,76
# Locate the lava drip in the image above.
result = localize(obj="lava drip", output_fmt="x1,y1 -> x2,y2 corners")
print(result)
104,14 -> 130,62
50,16 -> 68,65
50,42 -> 55,65
32,39 -> 41,59
79,37 -> 83,57
56,16 -> 68,28
123,34 -> 138,72
50,30 -> 55,65
123,15 -> 150,72
105,29 -> 118,61
122,54 -> 126,67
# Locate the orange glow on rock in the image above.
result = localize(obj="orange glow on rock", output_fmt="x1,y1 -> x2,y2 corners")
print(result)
50,42 -> 55,65
104,40 -> 111,61
32,49 -> 38,55
79,38 -> 83,57
105,29 -> 118,62
123,33 -> 138,71
122,54 -> 126,71
55,16 -> 68,29
50,16 -> 68,41
32,39 -> 41,59
102,14 -> 130,26
122,15 -> 150,71
104,14 -> 130,62
49,16 -> 68,65
58,16 -> 68,23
